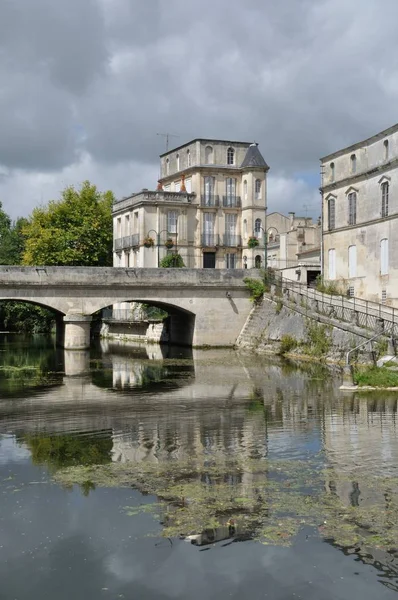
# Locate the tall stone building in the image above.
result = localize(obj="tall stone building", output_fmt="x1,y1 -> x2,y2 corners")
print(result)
112,139 -> 269,269
321,123 -> 398,305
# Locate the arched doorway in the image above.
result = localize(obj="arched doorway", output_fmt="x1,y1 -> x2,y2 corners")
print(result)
255,255 -> 262,268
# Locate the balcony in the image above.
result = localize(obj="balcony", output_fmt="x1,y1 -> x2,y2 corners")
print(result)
201,234 -> 219,247
200,194 -> 219,207
223,234 -> 242,247
222,196 -> 241,208
114,233 -> 140,251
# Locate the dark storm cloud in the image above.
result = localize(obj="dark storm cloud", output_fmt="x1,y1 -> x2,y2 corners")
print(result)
2,0 -> 398,216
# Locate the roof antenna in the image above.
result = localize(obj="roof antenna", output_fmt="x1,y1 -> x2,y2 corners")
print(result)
156,132 -> 180,152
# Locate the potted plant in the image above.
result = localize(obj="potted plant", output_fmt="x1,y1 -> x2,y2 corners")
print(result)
248,236 -> 260,249
165,238 -> 174,249
143,236 -> 155,248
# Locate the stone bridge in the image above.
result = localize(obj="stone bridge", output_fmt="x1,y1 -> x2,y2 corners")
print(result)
0,267 -> 256,349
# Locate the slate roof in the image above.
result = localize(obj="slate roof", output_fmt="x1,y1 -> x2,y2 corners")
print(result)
240,143 -> 269,169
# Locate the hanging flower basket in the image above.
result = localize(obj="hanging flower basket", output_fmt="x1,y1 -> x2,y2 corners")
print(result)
164,238 -> 174,249
248,236 -> 260,249
143,236 -> 155,248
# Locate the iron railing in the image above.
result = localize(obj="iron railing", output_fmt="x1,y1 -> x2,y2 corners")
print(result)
201,234 -> 219,247
200,194 -> 219,207
223,234 -> 242,247
114,234 -> 140,250
222,196 -> 241,208
272,275 -> 398,337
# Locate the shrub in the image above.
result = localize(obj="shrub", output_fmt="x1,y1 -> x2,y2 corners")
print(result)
279,335 -> 298,355
302,320 -> 332,357
275,299 -> 283,314
159,253 -> 185,268
248,236 -> 260,249
244,277 -> 266,303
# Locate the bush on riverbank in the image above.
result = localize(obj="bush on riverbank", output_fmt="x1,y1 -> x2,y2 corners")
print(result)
354,365 -> 398,387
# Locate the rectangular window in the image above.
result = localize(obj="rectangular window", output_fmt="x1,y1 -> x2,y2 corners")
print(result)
225,213 -> 237,235
382,289 -> 387,305
204,176 -> 215,203
382,182 -> 389,218
185,178 -> 192,193
167,211 -> 178,234
348,192 -> 357,225
124,214 -> 130,236
328,198 -> 335,230
225,178 -> 236,204
174,181 -> 181,193
328,248 -> 336,280
225,253 -> 236,268
348,286 -> 354,297
203,212 -> 215,246
116,217 -> 121,238
381,238 -> 389,275
348,245 -> 356,278
164,184 -> 171,192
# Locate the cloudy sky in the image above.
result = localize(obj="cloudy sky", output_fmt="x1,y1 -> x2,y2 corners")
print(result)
1,0 -> 398,221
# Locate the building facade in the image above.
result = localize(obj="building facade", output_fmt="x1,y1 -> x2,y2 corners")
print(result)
321,123 -> 398,305
266,211 -> 321,284
112,139 -> 269,269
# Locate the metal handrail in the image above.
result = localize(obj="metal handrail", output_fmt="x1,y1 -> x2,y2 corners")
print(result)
345,331 -> 385,367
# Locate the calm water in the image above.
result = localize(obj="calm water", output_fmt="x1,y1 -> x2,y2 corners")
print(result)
1,335 -> 398,599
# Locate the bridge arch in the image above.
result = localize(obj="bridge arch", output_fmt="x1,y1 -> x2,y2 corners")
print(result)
97,299 -> 196,347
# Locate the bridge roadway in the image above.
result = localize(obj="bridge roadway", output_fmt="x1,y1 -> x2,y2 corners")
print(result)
0,266 -> 256,349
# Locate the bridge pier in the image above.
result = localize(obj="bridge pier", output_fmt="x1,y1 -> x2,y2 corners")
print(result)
63,314 -> 92,350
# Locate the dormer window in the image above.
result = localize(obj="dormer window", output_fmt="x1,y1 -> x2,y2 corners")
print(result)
176,154 -> 180,171
350,154 -> 357,174
330,162 -> 335,182
227,147 -> 235,165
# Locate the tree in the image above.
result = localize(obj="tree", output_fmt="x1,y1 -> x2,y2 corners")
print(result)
22,181 -> 114,266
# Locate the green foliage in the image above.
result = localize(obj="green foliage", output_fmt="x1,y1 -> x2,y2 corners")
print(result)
275,299 -> 283,314
159,253 -> 185,268
248,236 -> 259,249
244,277 -> 267,303
354,366 -> 398,387
302,320 -> 332,357
0,302 -> 55,333
315,275 -> 341,296
279,335 -> 298,355
22,181 -> 114,266
142,304 -> 168,320
374,338 -> 388,359
20,433 -> 113,472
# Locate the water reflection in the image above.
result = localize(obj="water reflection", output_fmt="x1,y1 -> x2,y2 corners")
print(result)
2,338 -> 398,597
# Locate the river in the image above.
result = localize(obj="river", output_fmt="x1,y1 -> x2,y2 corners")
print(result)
1,334 -> 398,599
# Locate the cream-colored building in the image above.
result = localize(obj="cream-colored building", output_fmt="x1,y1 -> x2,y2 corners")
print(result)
266,211 -> 321,284
321,123 -> 398,305
112,139 -> 269,269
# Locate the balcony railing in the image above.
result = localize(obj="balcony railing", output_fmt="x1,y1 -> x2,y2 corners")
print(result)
222,195 -> 241,208
200,194 -> 219,207
223,234 -> 242,247
201,234 -> 219,247
114,234 -> 140,251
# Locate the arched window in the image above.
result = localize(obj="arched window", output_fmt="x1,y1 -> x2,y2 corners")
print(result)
330,162 -> 335,182
254,218 -> 262,237
269,233 -> 274,242
255,255 -> 262,268
243,219 -> 247,239
255,179 -> 261,199
165,158 -> 169,176
187,149 -> 191,167
243,180 -> 248,200
348,192 -> 357,225
205,145 -> 213,164
384,140 -> 389,161
227,147 -> 235,165
350,154 -> 356,174
176,154 -> 180,171
382,181 -> 389,217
